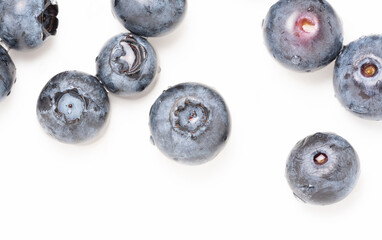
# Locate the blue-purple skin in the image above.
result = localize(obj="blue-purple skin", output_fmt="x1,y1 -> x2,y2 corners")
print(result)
286,132 -> 360,205
263,0 -> 343,72
111,0 -> 187,37
0,45 -> 16,101
149,83 -> 230,165
333,35 -> 382,120
96,33 -> 159,97
0,0 -> 58,50
37,71 -> 110,144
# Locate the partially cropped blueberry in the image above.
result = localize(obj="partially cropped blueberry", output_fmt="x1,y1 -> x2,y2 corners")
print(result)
333,35 -> 382,120
96,33 -> 159,97
111,0 -> 187,37
286,132 -> 360,205
0,0 -> 59,50
37,71 -> 110,144
0,46 -> 16,101
149,83 -> 230,165
263,0 -> 343,72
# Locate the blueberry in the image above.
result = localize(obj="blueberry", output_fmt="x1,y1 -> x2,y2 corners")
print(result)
37,71 -> 110,144
286,132 -> 360,205
0,45 -> 16,101
96,33 -> 159,97
149,83 -> 230,165
333,35 -> 382,120
0,0 -> 59,50
263,0 -> 343,72
111,0 -> 187,37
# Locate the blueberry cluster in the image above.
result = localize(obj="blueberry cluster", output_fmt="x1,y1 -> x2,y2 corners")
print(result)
2,0 -> 374,208
263,0 -> 382,205
35,1 -> 230,165
263,0 -> 382,121
0,0 -> 59,101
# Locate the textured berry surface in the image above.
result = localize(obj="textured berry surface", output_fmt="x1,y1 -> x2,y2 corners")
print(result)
149,83 -> 230,165
36,71 -> 110,144
263,0 -> 343,72
96,33 -> 158,97
0,0 -> 58,50
333,35 -> 382,120
111,0 -> 187,37
286,132 -> 360,205
0,46 -> 16,101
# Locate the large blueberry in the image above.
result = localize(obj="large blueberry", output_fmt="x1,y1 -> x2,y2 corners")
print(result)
37,71 -> 110,144
96,33 -> 159,97
111,0 -> 187,37
0,0 -> 58,50
286,132 -> 360,205
149,83 -> 230,165
333,35 -> 382,120
263,0 -> 343,72
0,45 -> 16,101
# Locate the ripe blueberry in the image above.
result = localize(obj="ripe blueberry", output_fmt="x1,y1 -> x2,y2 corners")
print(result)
149,83 -> 230,165
37,71 -> 110,144
0,0 -> 59,50
96,33 -> 159,97
0,45 -> 16,101
286,132 -> 360,205
263,0 -> 343,72
111,0 -> 187,37
333,35 -> 382,120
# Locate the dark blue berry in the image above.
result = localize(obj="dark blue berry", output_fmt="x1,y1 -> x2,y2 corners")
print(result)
149,83 -> 230,165
0,45 -> 16,101
333,35 -> 382,120
263,0 -> 343,72
286,132 -> 360,205
112,0 -> 187,37
37,71 -> 110,144
96,33 -> 159,97
0,0 -> 59,50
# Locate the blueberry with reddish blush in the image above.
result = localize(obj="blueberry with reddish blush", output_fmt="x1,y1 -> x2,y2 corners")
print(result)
333,35 -> 382,120
37,71 -> 110,144
149,83 -> 230,165
96,33 -> 159,97
286,132 -> 360,205
263,0 -> 343,72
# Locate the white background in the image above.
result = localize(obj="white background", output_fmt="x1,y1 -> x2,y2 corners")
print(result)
0,0 -> 381,239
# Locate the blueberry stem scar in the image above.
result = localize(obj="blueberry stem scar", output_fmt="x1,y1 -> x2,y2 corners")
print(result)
361,63 -> 378,78
313,152 -> 328,165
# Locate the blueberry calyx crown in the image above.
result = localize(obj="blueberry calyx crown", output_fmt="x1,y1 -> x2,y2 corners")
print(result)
37,0 -> 59,40
110,34 -> 147,77
313,152 -> 328,165
171,98 -> 210,139
54,88 -> 89,124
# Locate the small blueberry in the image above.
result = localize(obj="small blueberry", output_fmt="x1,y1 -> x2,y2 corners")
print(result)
111,0 -> 187,37
286,132 -> 360,205
149,83 -> 230,165
334,35 -> 382,120
96,33 -> 159,97
263,0 -> 343,72
0,45 -> 16,101
0,0 -> 59,50
37,71 -> 110,144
